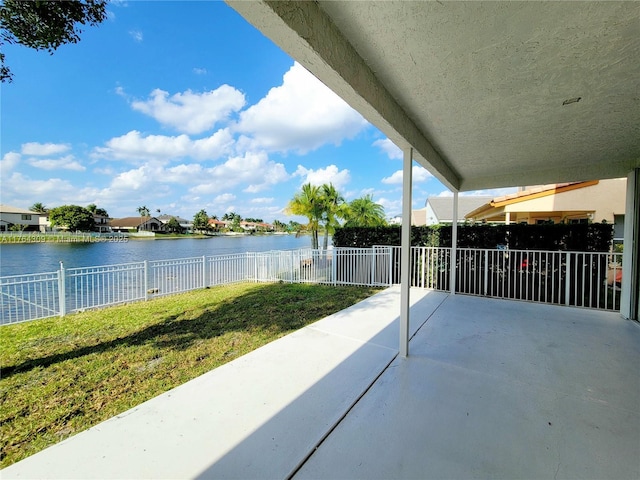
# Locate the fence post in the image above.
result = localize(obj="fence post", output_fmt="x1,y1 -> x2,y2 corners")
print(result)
484,249 -> 489,296
565,252 -> 571,306
253,252 -> 258,282
388,247 -> 393,287
202,255 -> 207,288
144,260 -> 149,301
332,249 -> 337,286
371,247 -> 376,286
58,261 -> 66,317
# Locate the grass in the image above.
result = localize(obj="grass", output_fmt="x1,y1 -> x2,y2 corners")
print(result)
0,282 -> 381,468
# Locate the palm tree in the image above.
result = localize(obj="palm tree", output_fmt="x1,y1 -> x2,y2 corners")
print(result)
30,202 -> 47,213
344,195 -> 386,227
286,183 -> 323,249
136,206 -> 150,217
320,183 -> 346,250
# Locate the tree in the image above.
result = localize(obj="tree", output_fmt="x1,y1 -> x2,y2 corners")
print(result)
166,217 -> 183,234
286,183 -> 324,249
86,203 -> 108,217
273,219 -> 287,232
136,206 -> 150,217
1,0 -> 108,82
30,202 -> 47,213
193,209 -> 210,233
344,195 -> 387,227
48,205 -> 95,231
222,212 -> 242,231
287,220 -> 303,233
320,183 -> 347,250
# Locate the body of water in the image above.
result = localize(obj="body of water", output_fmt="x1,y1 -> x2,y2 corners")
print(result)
0,235 -> 316,277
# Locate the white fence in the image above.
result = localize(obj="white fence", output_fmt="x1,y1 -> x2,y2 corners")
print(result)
384,246 -> 623,310
0,248 -> 393,325
0,247 -> 623,325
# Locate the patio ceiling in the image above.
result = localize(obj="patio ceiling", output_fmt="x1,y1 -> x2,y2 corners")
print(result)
227,1 -> 640,191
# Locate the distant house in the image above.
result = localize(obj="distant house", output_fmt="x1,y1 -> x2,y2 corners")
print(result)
240,221 -> 274,232
158,215 -> 193,233
0,204 -> 44,232
208,218 -> 226,232
110,217 -> 166,233
92,214 -> 111,233
412,196 -> 493,226
465,179 -> 627,227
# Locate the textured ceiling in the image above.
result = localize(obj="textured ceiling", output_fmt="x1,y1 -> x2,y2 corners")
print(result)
228,1 -> 640,191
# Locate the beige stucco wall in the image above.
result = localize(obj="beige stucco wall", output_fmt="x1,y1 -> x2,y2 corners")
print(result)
503,178 -> 626,223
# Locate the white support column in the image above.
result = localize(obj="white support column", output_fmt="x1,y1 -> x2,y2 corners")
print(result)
505,212 -> 511,225
620,168 -> 639,321
450,191 -> 459,295
400,148 -> 413,357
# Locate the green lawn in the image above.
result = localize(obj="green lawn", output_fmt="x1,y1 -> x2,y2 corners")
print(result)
0,282 -> 380,468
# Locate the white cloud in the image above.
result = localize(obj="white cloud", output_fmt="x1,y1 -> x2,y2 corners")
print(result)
27,155 -> 85,171
129,30 -> 143,42
381,166 -> 433,185
131,86 -> 245,134
236,62 -> 369,154
193,67 -> 207,75
250,197 -> 274,204
111,165 -> 155,191
373,138 -> 402,160
21,142 -> 70,156
0,172 -> 77,203
214,193 -> 236,203
94,129 -> 234,162
377,197 -> 401,215
294,164 -> 351,191
1,152 -> 20,175
189,152 -> 289,195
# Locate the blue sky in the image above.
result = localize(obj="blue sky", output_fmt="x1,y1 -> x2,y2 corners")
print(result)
1,1 -> 512,223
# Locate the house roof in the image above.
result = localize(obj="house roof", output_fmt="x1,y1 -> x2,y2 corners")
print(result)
157,215 -> 191,224
0,204 -> 40,215
426,196 -> 493,222
228,1 -> 640,191
110,216 -> 158,228
466,181 -> 598,219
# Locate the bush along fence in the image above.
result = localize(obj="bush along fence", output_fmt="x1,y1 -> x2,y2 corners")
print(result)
333,223 -> 614,251
1,245 -> 623,325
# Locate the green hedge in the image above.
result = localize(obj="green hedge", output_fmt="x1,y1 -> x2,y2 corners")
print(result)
333,223 -> 613,252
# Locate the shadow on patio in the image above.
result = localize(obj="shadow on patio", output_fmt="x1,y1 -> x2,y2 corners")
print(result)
3,288 -> 639,479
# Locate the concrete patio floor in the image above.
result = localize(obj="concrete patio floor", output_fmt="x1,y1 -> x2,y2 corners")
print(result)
3,287 -> 639,479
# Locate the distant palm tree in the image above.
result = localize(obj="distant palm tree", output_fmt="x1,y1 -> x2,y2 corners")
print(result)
137,206 -> 150,217
320,183 -> 346,250
30,202 -> 47,213
344,195 -> 386,227
286,183 -> 323,249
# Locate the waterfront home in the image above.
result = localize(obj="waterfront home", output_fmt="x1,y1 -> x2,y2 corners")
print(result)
208,218 -> 226,232
240,221 -> 275,232
0,204 -> 43,232
157,214 -> 193,233
110,216 -> 166,233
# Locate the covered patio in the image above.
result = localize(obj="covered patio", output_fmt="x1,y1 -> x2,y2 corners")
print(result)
4,2 -> 638,477
3,287 -> 638,478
